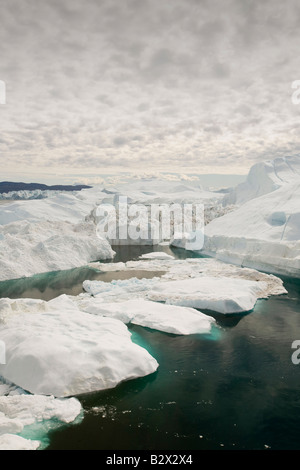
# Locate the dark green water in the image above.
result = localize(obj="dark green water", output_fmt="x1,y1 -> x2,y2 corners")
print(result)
1,246 -> 300,450
46,279 -> 300,450
0,245 -> 196,301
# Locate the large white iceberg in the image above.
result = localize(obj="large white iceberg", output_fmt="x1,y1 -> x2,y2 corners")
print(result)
0,220 -> 115,281
223,156 -> 300,206
202,158 -> 300,277
0,188 -> 103,226
0,186 -> 117,281
0,295 -> 158,397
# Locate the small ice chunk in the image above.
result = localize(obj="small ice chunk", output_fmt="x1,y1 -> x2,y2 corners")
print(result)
0,434 -> 40,450
139,252 -> 175,260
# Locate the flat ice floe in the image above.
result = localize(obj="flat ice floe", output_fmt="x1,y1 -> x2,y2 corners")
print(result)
147,277 -> 267,314
75,298 -> 215,335
83,276 -> 267,315
0,296 -> 158,397
85,257 -> 287,314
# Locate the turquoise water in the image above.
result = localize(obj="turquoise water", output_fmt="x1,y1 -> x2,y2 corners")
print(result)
1,246 -> 300,450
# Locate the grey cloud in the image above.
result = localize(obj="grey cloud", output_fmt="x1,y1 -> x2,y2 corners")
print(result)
1,0 -> 300,177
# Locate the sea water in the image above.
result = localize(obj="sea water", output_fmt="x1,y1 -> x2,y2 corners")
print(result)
1,246 -> 300,450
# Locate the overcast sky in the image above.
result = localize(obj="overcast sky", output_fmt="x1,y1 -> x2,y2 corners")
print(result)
1,0 -> 300,183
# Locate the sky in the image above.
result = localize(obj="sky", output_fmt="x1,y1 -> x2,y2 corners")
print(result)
1,0 -> 300,184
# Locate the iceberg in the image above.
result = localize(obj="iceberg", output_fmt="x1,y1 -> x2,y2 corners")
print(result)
139,252 -> 175,260
83,258 -> 286,314
85,179 -> 221,246
88,257 -> 286,296
202,158 -> 300,277
0,295 -> 158,397
0,220 -> 115,281
163,157 -> 300,277
82,277 -> 162,303
0,434 -> 40,450
223,156 -> 300,206
0,186 -> 118,281
147,276 -> 268,314
76,298 -> 216,335
0,187 -> 103,226
170,230 -> 204,251
0,179 -> 223,280
0,377 -> 82,450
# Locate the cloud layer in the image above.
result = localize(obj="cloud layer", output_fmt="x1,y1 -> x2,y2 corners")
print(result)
1,0 -> 300,181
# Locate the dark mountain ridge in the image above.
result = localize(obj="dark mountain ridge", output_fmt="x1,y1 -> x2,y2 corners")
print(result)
0,182 -> 92,194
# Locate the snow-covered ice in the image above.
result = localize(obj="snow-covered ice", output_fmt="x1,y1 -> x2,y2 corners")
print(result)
0,188 -> 102,226
0,220 -> 115,281
0,187 -> 116,281
85,179 -> 222,246
84,257 -> 286,314
202,157 -> 300,277
83,276 -> 161,300
0,434 -> 40,450
223,156 -> 300,206
0,295 -> 158,397
83,276 -> 269,314
0,179 -> 223,280
139,252 -> 175,260
0,377 -> 82,450
75,298 -> 215,335
147,276 -> 267,314
88,257 -> 286,296
170,230 -> 204,251
0,168 -> 296,450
